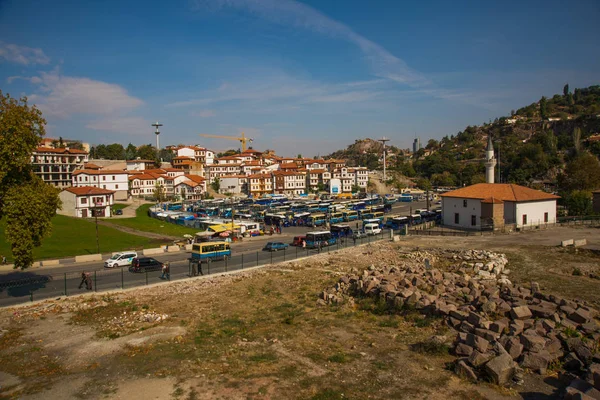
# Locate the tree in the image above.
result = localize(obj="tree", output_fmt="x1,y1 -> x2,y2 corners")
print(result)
416,177 -> 432,191
125,143 -> 137,160
137,144 -> 158,164
559,152 -> 600,192
211,177 -> 221,193
564,190 -> 592,216
425,139 -> 439,150
563,84 -> 569,97
0,91 -> 62,269
539,96 -> 548,120
153,182 -> 164,202
573,127 -> 582,155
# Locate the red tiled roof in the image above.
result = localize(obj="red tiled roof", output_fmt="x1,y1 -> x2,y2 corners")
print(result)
64,186 -> 114,195
35,147 -> 88,154
441,183 -> 560,202
84,163 -> 102,169
126,159 -> 155,163
280,163 -> 298,169
185,175 -> 206,183
73,169 -> 127,175
481,197 -> 504,204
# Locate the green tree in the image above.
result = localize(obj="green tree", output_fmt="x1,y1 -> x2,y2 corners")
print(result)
563,83 -> 569,97
137,144 -> 158,164
559,152 -> 600,192
211,177 -> 221,193
416,177 -> 432,191
539,96 -> 548,120
125,143 -> 137,160
153,182 -> 164,202
0,92 -> 62,269
564,190 -> 592,216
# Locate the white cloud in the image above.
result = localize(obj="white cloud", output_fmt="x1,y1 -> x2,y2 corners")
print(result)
86,116 -> 149,136
311,91 -> 382,103
6,75 -> 43,84
192,109 -> 216,117
194,0 -> 429,87
0,42 -> 50,65
30,68 -> 143,118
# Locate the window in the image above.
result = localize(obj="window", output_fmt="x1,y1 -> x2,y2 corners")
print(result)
522,214 -> 528,225
454,213 -> 459,224
116,184 -> 119,189
112,176 -> 115,180
103,185 -> 106,189
103,176 -> 106,181
81,198 -> 87,204
463,200 -> 467,207
544,212 -> 549,223
471,215 -> 476,226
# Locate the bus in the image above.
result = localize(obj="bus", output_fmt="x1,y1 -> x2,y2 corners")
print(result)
361,211 -> 375,220
236,222 -> 261,236
307,214 -> 327,227
343,210 -> 359,222
305,231 -> 336,248
385,214 -> 402,228
410,214 -> 422,225
330,224 -> 353,239
352,201 -> 367,211
329,212 -> 344,224
372,211 -> 385,222
191,241 -> 231,263
387,216 -> 409,230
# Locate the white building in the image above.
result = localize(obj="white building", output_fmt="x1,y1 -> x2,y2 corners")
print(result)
58,186 -> 114,218
31,147 -> 89,188
220,175 -> 248,195
273,171 -> 306,196
440,183 -> 559,230
72,169 -> 129,200
126,159 -> 155,171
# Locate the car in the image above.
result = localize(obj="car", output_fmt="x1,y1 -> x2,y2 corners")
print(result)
352,231 -> 367,239
104,251 -> 138,268
115,209 -> 123,215
262,242 -> 289,252
290,236 -> 306,246
129,257 -> 163,273
364,223 -> 382,235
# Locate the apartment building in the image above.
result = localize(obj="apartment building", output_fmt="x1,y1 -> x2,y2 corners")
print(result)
273,171 -> 306,196
247,173 -> 273,198
72,169 -> 129,200
219,175 -> 248,195
205,163 -> 242,182
31,147 -> 89,188
174,175 -> 206,201
128,172 -> 174,198
126,159 -> 156,171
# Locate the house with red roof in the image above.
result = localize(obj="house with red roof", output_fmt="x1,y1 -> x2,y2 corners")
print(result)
72,169 -> 129,200
58,186 -> 115,218
440,183 -> 559,230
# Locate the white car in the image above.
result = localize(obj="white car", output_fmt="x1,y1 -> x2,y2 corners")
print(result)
364,223 -> 382,236
104,251 -> 138,268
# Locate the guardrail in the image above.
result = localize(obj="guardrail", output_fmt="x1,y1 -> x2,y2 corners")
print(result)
0,230 -> 396,307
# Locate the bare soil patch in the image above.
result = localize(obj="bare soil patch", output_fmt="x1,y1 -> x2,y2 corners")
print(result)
1,227 -> 598,399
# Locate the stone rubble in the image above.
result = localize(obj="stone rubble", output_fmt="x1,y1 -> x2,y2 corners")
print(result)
319,249 -> 600,395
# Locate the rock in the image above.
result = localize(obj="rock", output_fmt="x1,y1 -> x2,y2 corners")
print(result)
505,337 -> 524,360
510,320 -> 525,335
466,333 -> 490,353
529,305 -> 556,319
570,308 -> 592,324
456,359 -> 478,382
485,353 -> 515,386
520,350 -> 552,374
589,363 -> 600,391
490,321 -> 507,334
566,378 -> 600,400
467,311 -> 485,327
468,350 -> 494,367
455,343 -> 474,357
521,333 -> 547,353
564,352 -> 585,372
510,306 -> 532,320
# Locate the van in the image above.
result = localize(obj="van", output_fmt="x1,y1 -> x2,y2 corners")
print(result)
364,223 -> 382,236
291,236 -> 306,246
104,251 -> 138,268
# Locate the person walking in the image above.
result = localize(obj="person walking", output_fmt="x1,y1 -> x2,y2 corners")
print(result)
78,272 -> 92,290
1,255 -> 6,265
302,239 -> 306,249
160,262 -> 171,280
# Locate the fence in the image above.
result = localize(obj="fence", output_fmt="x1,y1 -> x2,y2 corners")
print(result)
0,230 -> 395,308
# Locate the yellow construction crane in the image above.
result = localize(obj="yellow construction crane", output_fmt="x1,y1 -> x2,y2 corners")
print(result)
199,132 -> 254,151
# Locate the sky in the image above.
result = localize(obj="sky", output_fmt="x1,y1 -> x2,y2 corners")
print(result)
1,0 -> 599,156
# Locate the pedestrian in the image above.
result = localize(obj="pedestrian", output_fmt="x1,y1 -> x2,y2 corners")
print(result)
1,255 -> 5,265
160,262 -> 171,280
353,236 -> 357,246
302,240 -> 306,249
79,272 -> 92,290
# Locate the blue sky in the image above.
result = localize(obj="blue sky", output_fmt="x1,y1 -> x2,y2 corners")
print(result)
1,0 -> 599,156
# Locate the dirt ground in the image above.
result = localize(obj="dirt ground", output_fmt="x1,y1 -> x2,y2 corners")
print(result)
1,226 -> 599,400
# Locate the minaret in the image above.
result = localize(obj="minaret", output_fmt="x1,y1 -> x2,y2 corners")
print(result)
485,135 -> 496,184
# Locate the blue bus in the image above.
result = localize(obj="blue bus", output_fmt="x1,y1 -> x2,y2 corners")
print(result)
343,210 -> 359,221
191,241 -> 231,263
307,214 -> 327,227
387,216 -> 409,230
305,231 -> 336,248
329,212 -> 344,224
330,224 -> 353,239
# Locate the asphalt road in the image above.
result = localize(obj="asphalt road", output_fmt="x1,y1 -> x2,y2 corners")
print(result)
0,200 -> 430,307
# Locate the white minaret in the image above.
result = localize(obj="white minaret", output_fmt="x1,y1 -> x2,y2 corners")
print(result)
485,135 -> 496,184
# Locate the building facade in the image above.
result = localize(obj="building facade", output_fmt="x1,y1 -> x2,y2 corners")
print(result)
31,147 -> 89,188
72,169 -> 129,200
58,186 -> 114,218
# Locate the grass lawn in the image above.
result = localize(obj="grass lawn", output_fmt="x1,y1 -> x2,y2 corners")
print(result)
111,203 -> 129,211
106,204 -> 200,237
0,215 -> 165,262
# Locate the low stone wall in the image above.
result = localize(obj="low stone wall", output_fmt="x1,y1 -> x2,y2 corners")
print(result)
74,254 -> 103,263
143,248 -> 164,256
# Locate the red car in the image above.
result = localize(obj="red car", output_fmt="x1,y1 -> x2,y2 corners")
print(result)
291,236 -> 306,246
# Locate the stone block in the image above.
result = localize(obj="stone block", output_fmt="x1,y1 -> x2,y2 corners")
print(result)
520,350 -> 552,374
510,306 -> 532,320
490,321 -> 507,334
468,350 -> 494,368
455,343 -> 474,357
41,259 -> 60,266
570,308 -> 592,324
467,333 -> 490,353
485,353 -> 515,386
143,247 -> 164,255
456,359 -> 478,382
521,334 -> 546,353
561,239 -> 574,247
574,239 -> 587,247
505,337 -> 524,360
74,253 -> 102,263
564,352 -> 584,372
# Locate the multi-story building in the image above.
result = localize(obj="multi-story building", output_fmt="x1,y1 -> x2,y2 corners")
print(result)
58,186 -> 114,218
126,159 -> 156,171
273,171 -> 306,196
174,175 -> 206,201
72,169 -> 129,200
219,175 -> 248,195
352,167 -> 369,190
205,163 -> 242,182
247,173 -> 273,198
31,147 -> 89,188
128,172 -> 174,199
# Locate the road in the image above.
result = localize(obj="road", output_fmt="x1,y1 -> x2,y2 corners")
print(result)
0,200 -> 430,307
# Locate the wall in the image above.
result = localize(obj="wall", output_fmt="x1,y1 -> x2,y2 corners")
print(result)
57,191 -> 77,217
514,200 -> 557,227
594,192 -> 600,214
441,197 -> 482,229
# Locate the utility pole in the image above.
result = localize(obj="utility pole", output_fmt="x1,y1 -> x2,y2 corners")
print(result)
378,137 -> 390,183
152,121 -> 163,157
